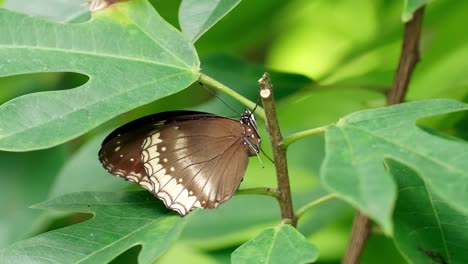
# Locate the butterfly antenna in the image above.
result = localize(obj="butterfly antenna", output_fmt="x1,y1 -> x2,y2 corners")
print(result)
199,82 -> 240,116
260,148 -> 275,164
255,152 -> 265,168
251,96 -> 261,115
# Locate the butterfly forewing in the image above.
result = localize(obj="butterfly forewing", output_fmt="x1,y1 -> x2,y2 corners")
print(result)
98,111 -> 259,216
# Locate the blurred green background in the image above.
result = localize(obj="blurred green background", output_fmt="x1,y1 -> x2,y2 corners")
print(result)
1,0 -> 467,263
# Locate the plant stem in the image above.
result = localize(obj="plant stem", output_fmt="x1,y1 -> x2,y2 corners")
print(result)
387,8 -> 425,105
198,73 -> 266,121
258,73 -> 297,226
236,187 -> 279,199
295,193 -> 337,219
343,212 -> 372,264
283,126 -> 329,147
343,6 -> 426,264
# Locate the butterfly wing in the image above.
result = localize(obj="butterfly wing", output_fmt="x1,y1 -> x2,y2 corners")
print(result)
99,111 -> 250,215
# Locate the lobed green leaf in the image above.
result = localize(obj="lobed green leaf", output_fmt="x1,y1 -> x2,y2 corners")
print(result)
0,191 -> 188,264
231,224 -> 318,264
0,0 -> 200,151
321,99 -> 468,234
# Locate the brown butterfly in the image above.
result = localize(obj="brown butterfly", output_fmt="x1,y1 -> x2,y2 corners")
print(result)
98,110 -> 261,215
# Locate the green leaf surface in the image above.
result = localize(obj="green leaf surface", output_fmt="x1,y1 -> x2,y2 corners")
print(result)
0,191 -> 187,264
231,224 -> 318,264
0,0 -> 199,151
321,99 -> 468,234
390,159 -> 467,264
361,233 -> 407,264
179,0 -> 241,42
402,0 -> 430,22
2,0 -> 88,22
0,147 -> 66,248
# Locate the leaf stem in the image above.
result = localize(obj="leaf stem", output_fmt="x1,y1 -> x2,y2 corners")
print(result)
295,193 -> 337,219
236,187 -> 279,199
259,73 -> 297,226
198,73 -> 266,120
283,126 -> 329,147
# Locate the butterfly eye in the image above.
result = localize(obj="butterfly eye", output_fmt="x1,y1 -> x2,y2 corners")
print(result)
99,111 -> 261,215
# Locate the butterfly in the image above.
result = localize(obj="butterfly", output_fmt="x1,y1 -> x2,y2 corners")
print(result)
98,110 -> 261,215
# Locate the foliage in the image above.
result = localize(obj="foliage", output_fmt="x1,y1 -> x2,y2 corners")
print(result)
0,0 -> 467,263
322,99 -> 468,234
231,224 -> 318,264
0,191 -> 188,263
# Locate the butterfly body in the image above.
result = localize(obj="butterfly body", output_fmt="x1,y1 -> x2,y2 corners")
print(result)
99,110 -> 260,215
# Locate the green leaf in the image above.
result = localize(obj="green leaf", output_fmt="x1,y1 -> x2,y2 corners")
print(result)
231,224 -> 318,264
402,0 -> 430,22
321,99 -> 468,234
390,159 -> 467,264
0,147 -> 66,248
0,191 -> 187,264
179,0 -> 241,42
2,0 -> 88,22
0,0 -> 200,151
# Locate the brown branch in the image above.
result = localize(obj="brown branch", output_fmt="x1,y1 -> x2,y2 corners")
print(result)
258,73 -> 297,226
387,7 -> 426,105
343,212 -> 372,264
343,6 -> 426,264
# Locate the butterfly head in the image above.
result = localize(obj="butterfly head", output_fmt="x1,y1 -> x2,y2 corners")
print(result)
241,109 -> 261,156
